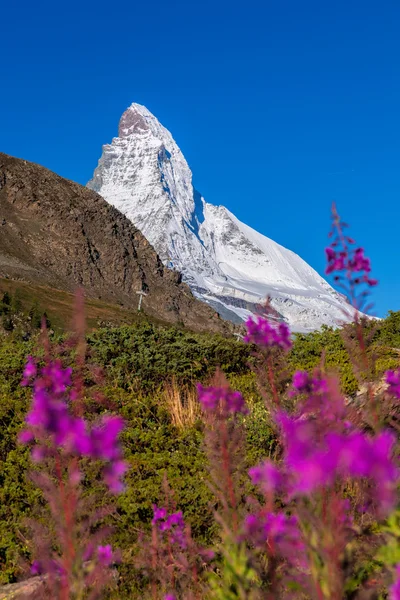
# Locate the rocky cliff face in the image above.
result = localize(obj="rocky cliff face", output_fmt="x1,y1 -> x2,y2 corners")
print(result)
88,103 -> 353,332
0,153 -> 230,333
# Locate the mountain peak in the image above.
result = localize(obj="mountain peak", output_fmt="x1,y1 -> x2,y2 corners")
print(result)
88,104 -> 353,331
118,103 -> 157,138
117,103 -> 174,147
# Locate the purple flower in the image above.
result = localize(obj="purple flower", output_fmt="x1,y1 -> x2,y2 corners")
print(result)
103,459 -> 129,494
18,429 -> 34,444
197,384 -> 248,415
349,248 -> 371,273
249,461 -> 282,493
165,511 -> 185,529
386,369 -> 400,399
390,564 -> 400,600
275,408 -> 398,513
25,386 -> 72,447
291,371 -> 328,396
244,316 -> 292,350
97,544 -> 114,566
42,361 -> 72,394
88,415 -> 125,461
30,560 -> 43,575
164,595 -> 176,600
20,359 -> 128,494
152,505 -> 168,523
152,506 -> 187,549
292,370 -> 310,392
338,430 -> 398,514
88,415 -> 128,493
243,511 -> 305,561
289,372 -> 346,427
325,245 -> 377,287
21,356 -> 37,387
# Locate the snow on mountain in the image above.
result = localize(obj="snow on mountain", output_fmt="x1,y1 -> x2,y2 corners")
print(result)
87,102 -> 353,332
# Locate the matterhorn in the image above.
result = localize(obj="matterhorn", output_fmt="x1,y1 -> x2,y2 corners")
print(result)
88,102 -> 352,332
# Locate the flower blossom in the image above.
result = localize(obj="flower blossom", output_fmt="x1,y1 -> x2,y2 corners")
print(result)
272,411 -> 398,514
325,246 -> 377,287
21,356 -> 37,386
197,384 -> 248,415
152,505 -> 187,549
30,560 -> 43,576
390,564 -> 400,600
386,369 -> 400,399
20,357 -> 128,494
97,545 -> 115,566
249,407 -> 398,516
249,461 -> 282,493
291,370 -> 328,396
244,316 -> 292,350
243,511 -> 305,560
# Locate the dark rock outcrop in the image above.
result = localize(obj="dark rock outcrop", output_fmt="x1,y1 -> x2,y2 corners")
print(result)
0,153 -> 230,333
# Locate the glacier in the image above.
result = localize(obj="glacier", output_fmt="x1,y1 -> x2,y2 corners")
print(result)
87,102 -> 354,332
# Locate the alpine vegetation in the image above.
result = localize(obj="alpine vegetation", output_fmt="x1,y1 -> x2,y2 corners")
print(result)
5,205 -> 399,599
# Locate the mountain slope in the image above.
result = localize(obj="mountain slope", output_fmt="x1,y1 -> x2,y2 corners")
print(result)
0,152 -> 230,334
88,103 -> 353,332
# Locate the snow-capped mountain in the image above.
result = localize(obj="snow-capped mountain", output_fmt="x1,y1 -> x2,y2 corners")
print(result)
87,103 -> 352,332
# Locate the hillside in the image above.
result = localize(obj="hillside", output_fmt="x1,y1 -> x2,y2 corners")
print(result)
0,153 -> 231,334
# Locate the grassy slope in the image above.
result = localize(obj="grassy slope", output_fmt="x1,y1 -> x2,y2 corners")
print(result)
0,277 -> 165,332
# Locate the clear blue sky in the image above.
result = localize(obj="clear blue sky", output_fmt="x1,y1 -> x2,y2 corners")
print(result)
1,0 -> 399,316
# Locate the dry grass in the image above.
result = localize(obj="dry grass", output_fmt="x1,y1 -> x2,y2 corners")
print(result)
163,378 -> 201,429
0,277 -> 144,332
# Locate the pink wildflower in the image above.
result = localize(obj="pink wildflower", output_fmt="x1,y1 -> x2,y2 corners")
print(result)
275,410 -> 398,514
152,506 -> 187,549
20,359 -> 128,494
390,564 -> 400,600
249,461 -> 282,493
244,316 -> 292,350
30,560 -> 43,575
386,369 -> 400,399
197,384 -> 248,415
21,356 -> 37,386
97,545 -> 114,566
243,511 -> 305,562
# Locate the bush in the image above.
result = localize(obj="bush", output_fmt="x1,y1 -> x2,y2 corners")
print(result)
1,305 -> 400,595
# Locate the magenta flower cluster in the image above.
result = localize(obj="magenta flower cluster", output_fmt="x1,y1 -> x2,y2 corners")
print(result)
152,505 -> 187,549
249,411 -> 398,514
390,565 -> 400,600
325,246 -> 378,287
244,316 -> 292,350
197,384 -> 248,415
291,370 -> 328,396
97,545 -> 115,566
290,370 -> 347,426
386,369 -> 400,399
20,357 -> 128,494
244,511 -> 305,559
30,544 -> 116,576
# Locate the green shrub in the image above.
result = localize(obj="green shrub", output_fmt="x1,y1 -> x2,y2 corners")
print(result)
1,312 -> 400,590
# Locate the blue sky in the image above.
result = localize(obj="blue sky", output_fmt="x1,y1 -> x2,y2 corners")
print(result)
1,0 -> 399,316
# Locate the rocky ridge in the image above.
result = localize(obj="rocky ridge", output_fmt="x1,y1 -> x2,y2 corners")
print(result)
0,153 -> 230,334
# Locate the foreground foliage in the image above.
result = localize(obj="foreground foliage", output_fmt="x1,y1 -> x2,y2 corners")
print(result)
0,205 -> 400,597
